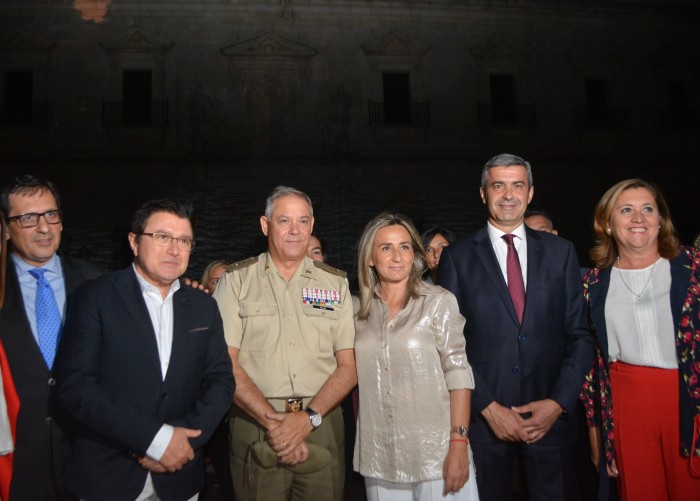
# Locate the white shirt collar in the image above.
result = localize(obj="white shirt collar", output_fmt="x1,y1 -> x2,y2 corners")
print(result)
486,221 -> 527,246
132,263 -> 181,298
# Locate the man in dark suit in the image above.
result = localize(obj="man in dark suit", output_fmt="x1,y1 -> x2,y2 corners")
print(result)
54,198 -> 234,501
438,153 -> 593,501
0,175 -> 102,500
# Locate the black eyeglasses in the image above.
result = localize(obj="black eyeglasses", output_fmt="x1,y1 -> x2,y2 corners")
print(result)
139,232 -> 196,251
7,210 -> 63,228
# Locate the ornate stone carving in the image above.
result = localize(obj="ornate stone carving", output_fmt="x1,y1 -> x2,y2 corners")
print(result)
100,27 -> 172,54
221,35 -> 317,63
469,39 -> 530,62
0,29 -> 54,54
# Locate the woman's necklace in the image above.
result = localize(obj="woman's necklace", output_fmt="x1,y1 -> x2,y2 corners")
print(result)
616,256 -> 656,302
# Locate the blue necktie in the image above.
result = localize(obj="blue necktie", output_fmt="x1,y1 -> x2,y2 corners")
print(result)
28,268 -> 61,369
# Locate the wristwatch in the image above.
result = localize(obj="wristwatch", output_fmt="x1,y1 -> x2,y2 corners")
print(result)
451,425 -> 469,438
305,407 -> 322,430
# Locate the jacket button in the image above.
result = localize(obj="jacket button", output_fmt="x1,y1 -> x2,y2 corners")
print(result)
48,377 -> 57,386
512,366 -> 519,374
161,393 -> 168,400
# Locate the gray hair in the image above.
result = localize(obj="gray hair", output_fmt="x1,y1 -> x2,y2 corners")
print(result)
480,153 -> 534,189
264,186 -> 314,219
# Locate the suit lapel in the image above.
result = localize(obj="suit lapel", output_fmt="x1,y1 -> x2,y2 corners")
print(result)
60,255 -> 84,295
669,251 -> 691,332
115,268 -> 162,375
473,229 -> 519,326
166,287 -> 189,383
590,267 -> 611,357
1,259 -> 48,369
523,230 -> 544,327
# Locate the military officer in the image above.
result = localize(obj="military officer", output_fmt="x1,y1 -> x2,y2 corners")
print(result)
213,186 -> 356,501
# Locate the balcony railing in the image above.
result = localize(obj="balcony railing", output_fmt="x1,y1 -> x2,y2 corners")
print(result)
575,106 -> 630,129
102,99 -> 169,128
658,109 -> 700,131
478,103 -> 536,129
0,100 -> 49,129
368,100 -> 430,126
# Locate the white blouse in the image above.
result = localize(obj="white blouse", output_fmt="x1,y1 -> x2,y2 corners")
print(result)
605,258 -> 676,368
353,283 -> 475,482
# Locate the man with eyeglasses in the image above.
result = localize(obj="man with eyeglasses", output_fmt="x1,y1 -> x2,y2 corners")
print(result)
54,198 -> 234,501
0,174 -> 102,500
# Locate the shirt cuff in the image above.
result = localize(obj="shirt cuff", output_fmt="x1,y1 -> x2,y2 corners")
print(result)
146,424 -> 174,461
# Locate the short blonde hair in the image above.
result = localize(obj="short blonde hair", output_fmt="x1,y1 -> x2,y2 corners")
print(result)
590,179 -> 680,268
356,212 -> 426,321
201,259 -> 227,286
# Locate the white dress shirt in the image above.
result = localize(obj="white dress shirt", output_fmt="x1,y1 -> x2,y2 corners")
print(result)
132,265 -> 180,462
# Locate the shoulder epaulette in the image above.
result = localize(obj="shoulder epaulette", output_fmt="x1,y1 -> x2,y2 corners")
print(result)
227,256 -> 258,272
313,260 -> 347,278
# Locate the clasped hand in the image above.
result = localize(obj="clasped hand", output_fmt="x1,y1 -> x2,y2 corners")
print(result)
265,411 -> 313,466
138,426 -> 201,473
484,399 -> 562,444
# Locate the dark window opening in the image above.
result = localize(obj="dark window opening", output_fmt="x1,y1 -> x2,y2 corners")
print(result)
4,71 -> 33,124
585,78 -> 608,126
490,75 -> 515,125
667,80 -> 686,111
123,70 -> 152,123
383,73 -> 411,123
667,80 -> 687,124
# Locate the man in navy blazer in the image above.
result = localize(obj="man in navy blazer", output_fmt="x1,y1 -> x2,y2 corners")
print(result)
438,154 -> 593,501
55,199 -> 234,501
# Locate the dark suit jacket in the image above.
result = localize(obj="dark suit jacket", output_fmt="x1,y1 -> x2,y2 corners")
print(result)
438,226 -> 593,445
54,267 -> 235,501
0,254 -> 102,501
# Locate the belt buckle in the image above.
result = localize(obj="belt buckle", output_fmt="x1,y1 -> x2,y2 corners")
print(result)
285,398 -> 303,413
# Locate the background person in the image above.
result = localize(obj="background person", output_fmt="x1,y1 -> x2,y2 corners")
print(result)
420,226 -> 456,284
202,259 -> 228,293
353,212 -> 478,501
200,258 -> 235,501
524,209 -> 558,235
581,179 -> 700,500
307,235 -> 325,263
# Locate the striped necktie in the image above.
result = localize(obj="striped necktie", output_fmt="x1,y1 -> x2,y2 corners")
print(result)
502,234 -> 525,324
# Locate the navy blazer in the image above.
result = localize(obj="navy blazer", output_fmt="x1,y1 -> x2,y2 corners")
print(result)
0,255 -> 102,500
438,226 -> 593,445
54,267 -> 234,501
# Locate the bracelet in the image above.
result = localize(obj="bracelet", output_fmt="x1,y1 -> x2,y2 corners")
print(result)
449,438 -> 469,444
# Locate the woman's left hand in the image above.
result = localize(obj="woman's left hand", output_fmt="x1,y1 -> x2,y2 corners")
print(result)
442,441 -> 470,496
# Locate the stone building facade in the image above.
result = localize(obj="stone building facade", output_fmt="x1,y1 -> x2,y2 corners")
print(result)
0,1 -> 698,274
